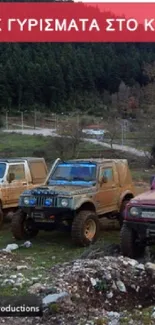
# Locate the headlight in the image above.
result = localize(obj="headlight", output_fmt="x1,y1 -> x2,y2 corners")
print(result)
45,198 -> 53,206
23,197 -> 30,205
61,199 -> 68,207
130,207 -> 139,216
29,197 -> 36,205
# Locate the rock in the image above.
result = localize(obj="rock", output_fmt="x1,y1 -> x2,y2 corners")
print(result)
2,279 -> 15,285
90,277 -> 98,287
106,291 -> 113,299
31,277 -> 39,282
145,262 -> 155,273
105,272 -> 112,280
3,244 -> 19,252
28,283 -> 45,294
152,311 -> 155,319
17,273 -> 24,277
136,263 -> 145,271
116,280 -> 127,293
126,259 -> 138,267
16,265 -> 28,270
10,275 -> 17,279
42,292 -> 69,306
107,311 -> 120,319
16,278 -> 24,284
20,241 -> 32,248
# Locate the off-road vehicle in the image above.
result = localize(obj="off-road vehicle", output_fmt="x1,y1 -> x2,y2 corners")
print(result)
120,176 -> 155,258
0,158 -> 48,227
12,158 -> 135,246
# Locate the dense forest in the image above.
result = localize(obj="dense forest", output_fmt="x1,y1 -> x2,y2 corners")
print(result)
1,42 -> 155,115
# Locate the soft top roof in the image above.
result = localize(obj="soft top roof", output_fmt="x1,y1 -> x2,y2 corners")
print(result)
0,157 -> 45,163
62,158 -> 128,165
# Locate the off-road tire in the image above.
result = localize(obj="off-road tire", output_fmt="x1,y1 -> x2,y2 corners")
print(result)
71,210 -> 100,246
11,209 -> 39,240
0,208 -> 3,229
119,200 -> 130,228
120,223 -> 135,257
120,223 -> 145,258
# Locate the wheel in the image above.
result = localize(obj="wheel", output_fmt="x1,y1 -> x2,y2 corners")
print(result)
120,223 -> 145,258
11,209 -> 39,240
71,210 -> 100,246
119,199 -> 130,228
0,208 -> 3,229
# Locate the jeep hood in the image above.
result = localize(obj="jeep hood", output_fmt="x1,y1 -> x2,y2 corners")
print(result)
29,185 -> 96,196
131,190 -> 155,205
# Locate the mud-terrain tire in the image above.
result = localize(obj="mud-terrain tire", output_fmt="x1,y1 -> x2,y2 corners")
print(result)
11,209 -> 39,240
120,223 -> 145,258
71,210 -> 100,246
119,199 -> 130,228
0,208 -> 3,229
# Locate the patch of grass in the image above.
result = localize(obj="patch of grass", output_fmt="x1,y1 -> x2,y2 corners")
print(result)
0,132 -> 107,163
0,224 -> 119,295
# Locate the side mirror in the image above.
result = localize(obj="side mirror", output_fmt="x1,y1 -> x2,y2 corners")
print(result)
150,175 -> 155,190
99,175 -> 108,186
7,173 -> 15,183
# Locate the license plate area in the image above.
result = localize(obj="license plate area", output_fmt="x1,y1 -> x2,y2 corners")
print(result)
142,211 -> 155,218
33,212 -> 55,222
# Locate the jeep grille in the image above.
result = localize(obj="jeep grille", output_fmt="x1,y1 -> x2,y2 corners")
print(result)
35,196 -> 46,206
34,196 -> 55,207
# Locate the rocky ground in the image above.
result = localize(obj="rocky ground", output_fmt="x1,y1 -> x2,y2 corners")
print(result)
0,244 -> 155,324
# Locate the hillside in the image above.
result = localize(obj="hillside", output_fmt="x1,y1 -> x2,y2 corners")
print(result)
0,42 -> 155,115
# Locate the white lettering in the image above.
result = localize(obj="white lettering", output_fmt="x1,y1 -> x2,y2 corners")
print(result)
8,18 -> 16,31
79,18 -> 88,31
39,19 -> 43,31
28,19 -> 38,31
89,19 -> 100,31
68,19 -> 78,31
17,19 -> 27,31
106,19 -> 115,31
55,19 -> 66,31
144,18 -> 155,31
45,19 -> 53,31
126,19 -> 138,31
7,18 -> 101,32
116,18 -> 126,31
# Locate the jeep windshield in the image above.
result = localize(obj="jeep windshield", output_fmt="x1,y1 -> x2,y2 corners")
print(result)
0,163 -> 6,179
47,162 -> 97,186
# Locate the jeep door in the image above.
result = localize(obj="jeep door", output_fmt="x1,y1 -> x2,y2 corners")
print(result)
3,163 -> 28,206
96,165 -> 119,214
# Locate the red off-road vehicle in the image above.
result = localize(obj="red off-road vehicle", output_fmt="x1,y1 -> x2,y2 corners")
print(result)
120,176 -> 155,258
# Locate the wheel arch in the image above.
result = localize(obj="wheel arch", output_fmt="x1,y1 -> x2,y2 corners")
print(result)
76,201 -> 96,213
119,191 -> 134,208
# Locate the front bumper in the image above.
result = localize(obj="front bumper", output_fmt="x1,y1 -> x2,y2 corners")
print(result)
21,206 -> 74,221
124,220 -> 155,239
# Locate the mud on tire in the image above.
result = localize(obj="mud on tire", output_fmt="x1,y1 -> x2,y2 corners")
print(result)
120,223 -> 145,258
11,209 -> 38,240
71,210 -> 100,246
119,199 -> 130,228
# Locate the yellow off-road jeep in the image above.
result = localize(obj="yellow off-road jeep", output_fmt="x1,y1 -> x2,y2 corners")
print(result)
0,157 -> 48,227
11,158 -> 135,246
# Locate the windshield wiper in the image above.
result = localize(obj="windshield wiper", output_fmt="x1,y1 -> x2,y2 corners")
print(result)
71,177 -> 92,181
